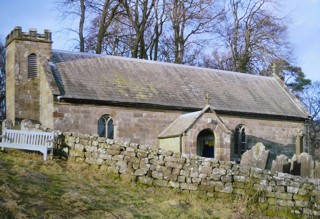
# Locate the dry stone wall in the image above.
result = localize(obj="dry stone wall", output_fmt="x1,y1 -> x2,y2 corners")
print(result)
60,132 -> 320,217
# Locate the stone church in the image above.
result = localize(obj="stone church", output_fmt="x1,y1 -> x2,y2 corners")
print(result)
5,27 -> 310,164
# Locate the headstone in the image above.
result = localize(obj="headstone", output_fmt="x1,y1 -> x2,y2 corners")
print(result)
1,120 -> 13,150
290,154 -> 301,176
314,161 -> 320,179
299,152 -> 314,178
240,142 -> 269,170
21,119 -> 33,131
2,119 -> 13,131
271,154 -> 290,173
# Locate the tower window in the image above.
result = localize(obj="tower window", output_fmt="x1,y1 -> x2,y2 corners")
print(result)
28,53 -> 37,78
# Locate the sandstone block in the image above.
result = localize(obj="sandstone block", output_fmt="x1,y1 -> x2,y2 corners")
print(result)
221,175 -> 233,183
200,166 -> 212,174
165,161 -> 182,169
138,176 -> 153,185
190,171 -> 199,178
287,186 -> 299,194
198,185 -> 214,192
275,192 -> 292,200
106,149 -> 121,156
180,170 -> 190,176
199,173 -> 207,179
178,176 -> 186,183
191,177 -> 201,183
153,179 -> 168,187
212,168 -> 226,175
99,154 -> 112,160
97,147 -> 106,154
163,173 -> 178,181
168,181 -> 180,188
295,200 -> 310,208
75,144 -> 85,151
181,183 -> 198,190
134,169 -> 147,176
112,155 -> 124,161
293,194 -> 310,201
85,145 -> 97,152
152,171 -> 164,179
69,150 -> 85,158
233,175 -> 247,182
277,199 -> 294,207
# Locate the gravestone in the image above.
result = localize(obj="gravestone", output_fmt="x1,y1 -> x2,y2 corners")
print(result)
21,119 -> 34,131
240,142 -> 269,170
271,154 -> 290,173
314,161 -> 320,179
299,152 -> 314,178
2,119 -> 13,131
290,154 -> 301,176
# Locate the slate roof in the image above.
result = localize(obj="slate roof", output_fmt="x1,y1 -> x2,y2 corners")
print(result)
159,110 -> 203,138
158,105 -> 232,138
47,50 -> 310,119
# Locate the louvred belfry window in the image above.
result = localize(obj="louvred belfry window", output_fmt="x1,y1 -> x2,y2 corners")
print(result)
28,53 -> 37,78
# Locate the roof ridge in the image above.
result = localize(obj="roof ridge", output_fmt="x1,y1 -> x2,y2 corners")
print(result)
52,50 -> 272,79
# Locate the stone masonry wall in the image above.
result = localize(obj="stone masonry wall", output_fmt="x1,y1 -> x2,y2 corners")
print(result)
220,114 -> 305,163
52,102 -> 305,163
61,132 -> 320,217
53,104 -> 182,148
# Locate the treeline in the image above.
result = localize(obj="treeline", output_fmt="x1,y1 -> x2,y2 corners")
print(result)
56,1 -> 290,76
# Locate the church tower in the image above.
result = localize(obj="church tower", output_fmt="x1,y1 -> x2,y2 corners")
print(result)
5,27 -> 52,125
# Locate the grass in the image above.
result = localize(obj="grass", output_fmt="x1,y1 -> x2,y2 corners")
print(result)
0,149 -> 302,218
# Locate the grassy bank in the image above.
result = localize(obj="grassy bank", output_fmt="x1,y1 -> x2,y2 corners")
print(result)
0,150 -> 294,218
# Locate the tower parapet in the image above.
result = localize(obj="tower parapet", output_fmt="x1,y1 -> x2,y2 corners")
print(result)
5,26 -> 52,47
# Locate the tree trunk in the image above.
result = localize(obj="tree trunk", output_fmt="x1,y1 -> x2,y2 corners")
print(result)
79,0 -> 86,52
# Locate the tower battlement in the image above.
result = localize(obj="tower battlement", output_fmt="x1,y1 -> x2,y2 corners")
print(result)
6,26 -> 52,47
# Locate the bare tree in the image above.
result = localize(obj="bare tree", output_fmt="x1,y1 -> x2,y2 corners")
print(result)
55,0 -> 89,51
301,81 -> 320,158
148,0 -> 167,60
212,0 -> 289,74
93,0 -> 122,54
167,0 -> 224,64
79,0 -> 86,52
0,40 -> 6,120
122,0 -> 156,59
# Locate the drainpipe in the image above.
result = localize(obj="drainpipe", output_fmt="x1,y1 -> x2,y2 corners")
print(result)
179,134 -> 182,157
57,96 -> 62,103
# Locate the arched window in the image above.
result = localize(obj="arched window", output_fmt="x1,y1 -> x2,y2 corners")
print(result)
28,53 -> 38,78
97,115 -> 114,139
234,125 -> 246,155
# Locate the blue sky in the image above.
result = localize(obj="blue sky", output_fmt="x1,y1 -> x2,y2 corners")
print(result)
1,0 -> 319,81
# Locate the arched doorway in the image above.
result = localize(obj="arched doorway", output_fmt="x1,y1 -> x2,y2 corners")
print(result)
197,129 -> 215,158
